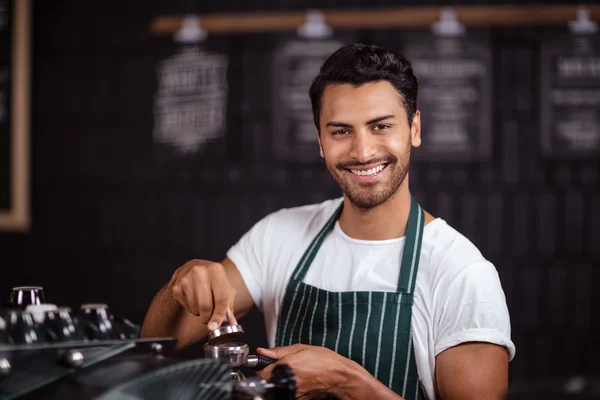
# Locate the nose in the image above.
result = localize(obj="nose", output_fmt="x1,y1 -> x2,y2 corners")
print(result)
349,131 -> 377,163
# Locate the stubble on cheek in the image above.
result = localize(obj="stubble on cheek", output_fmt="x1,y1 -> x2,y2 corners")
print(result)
323,147 -> 411,209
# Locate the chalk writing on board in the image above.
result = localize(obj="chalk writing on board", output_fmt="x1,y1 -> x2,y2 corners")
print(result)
153,46 -> 228,153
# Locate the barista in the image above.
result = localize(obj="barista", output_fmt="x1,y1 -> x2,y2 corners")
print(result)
141,43 -> 514,400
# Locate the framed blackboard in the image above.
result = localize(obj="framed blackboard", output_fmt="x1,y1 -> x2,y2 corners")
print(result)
0,0 -> 30,231
403,32 -> 493,162
540,33 -> 600,159
272,38 -> 348,163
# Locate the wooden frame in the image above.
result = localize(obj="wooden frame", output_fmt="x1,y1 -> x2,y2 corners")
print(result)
150,5 -> 600,35
0,0 -> 31,231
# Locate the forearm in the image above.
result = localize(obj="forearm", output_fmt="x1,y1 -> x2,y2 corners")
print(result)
329,358 -> 405,400
140,284 -> 208,349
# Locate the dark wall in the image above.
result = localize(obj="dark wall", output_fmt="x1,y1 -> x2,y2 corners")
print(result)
1,0 -> 599,384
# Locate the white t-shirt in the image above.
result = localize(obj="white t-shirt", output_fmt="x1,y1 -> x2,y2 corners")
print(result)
227,198 -> 515,400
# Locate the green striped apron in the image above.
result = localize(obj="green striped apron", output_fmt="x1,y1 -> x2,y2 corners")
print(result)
275,196 -> 425,399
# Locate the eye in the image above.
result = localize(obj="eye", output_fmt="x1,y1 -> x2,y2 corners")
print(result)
331,129 -> 349,136
373,124 -> 390,131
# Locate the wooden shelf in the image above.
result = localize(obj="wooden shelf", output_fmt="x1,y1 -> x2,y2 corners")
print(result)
150,5 -> 600,35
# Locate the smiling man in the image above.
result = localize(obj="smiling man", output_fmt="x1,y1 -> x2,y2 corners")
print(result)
141,44 -> 515,400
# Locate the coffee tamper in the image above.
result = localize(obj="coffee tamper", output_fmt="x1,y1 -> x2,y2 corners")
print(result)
205,314 -> 244,345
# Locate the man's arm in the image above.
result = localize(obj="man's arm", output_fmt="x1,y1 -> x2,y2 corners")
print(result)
140,257 -> 255,351
257,341 -> 508,400
336,342 -> 508,399
435,342 -> 509,400
329,343 -> 508,399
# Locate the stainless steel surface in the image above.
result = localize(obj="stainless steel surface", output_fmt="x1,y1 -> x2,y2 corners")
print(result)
204,342 -> 249,367
246,354 -> 259,368
230,369 -> 246,381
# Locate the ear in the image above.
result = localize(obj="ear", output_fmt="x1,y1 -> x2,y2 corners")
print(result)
410,110 -> 422,148
317,128 -> 324,158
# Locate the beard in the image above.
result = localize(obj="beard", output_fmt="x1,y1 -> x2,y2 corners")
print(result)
324,147 -> 411,210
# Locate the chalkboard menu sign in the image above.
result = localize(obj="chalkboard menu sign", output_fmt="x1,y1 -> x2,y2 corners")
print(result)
403,33 -> 492,161
541,34 -> 600,158
153,43 -> 229,154
272,39 -> 344,162
0,0 -> 30,231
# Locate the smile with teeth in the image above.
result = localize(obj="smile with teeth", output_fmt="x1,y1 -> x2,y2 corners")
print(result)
350,164 -> 386,176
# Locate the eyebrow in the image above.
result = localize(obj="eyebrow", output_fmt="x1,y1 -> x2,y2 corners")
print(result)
325,114 -> 395,128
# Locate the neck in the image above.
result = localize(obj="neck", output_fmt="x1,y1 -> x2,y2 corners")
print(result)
338,182 -> 412,241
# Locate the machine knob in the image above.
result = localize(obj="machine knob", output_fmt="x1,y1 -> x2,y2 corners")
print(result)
5,310 -> 44,344
25,304 -> 58,324
80,303 -> 116,340
267,364 -> 296,400
44,307 -> 85,342
80,303 -> 113,321
0,316 -> 13,344
0,358 -> 11,375
113,316 -> 139,340
7,286 -> 45,309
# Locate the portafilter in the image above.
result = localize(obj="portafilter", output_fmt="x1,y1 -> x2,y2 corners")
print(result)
204,315 -> 276,380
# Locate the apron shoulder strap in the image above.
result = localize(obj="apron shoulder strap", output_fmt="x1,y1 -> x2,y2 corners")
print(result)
291,196 -> 425,294
396,196 -> 425,294
291,201 -> 343,282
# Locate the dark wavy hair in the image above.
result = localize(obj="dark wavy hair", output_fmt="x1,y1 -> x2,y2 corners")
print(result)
309,43 -> 418,133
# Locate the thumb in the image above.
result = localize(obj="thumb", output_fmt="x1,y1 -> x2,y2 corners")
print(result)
257,347 -> 279,359
257,344 -> 306,359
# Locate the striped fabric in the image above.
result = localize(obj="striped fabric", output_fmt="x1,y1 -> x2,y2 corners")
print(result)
275,197 -> 425,399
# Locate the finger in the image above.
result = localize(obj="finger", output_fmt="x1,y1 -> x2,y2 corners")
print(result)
195,277 -> 213,324
179,278 -> 199,316
207,264 -> 232,328
227,305 -> 238,326
179,294 -> 192,315
208,290 -> 229,329
258,344 -> 308,359
171,283 -> 192,314
257,347 -> 277,358
181,276 -> 203,316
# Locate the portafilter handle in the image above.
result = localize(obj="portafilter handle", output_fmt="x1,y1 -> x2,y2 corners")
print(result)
246,354 -> 277,370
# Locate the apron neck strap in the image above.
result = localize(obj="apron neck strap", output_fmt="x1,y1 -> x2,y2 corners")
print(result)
396,196 -> 424,294
290,203 -> 343,282
290,196 -> 425,295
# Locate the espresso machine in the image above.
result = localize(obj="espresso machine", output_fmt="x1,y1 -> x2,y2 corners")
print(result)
0,286 -> 296,400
